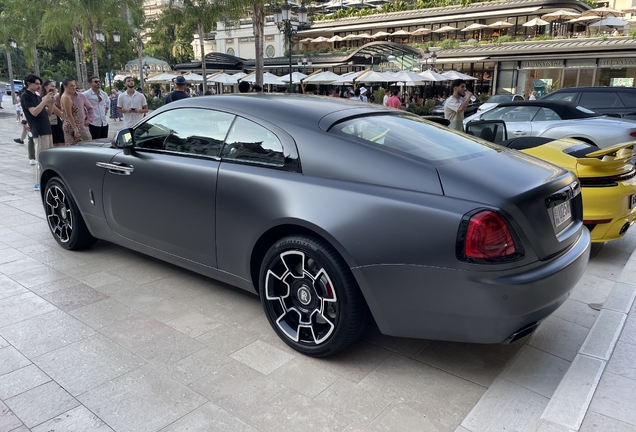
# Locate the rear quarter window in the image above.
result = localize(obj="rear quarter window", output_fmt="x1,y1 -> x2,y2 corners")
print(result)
617,92 -> 636,108
328,114 -> 498,164
579,92 -> 624,109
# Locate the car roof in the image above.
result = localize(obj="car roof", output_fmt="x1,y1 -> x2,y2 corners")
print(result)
495,100 -> 598,120
158,94 -> 389,129
550,86 -> 636,93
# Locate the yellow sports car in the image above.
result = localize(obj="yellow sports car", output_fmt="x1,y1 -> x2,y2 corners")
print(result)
465,120 -> 636,242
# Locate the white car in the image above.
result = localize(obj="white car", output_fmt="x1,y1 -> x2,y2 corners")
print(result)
477,94 -> 525,113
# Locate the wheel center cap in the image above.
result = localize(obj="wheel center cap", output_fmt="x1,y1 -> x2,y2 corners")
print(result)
60,206 -> 67,219
297,286 -> 312,306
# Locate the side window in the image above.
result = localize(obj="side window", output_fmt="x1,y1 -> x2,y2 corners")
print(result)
579,92 -> 624,109
483,106 -> 539,122
617,92 -> 636,108
533,108 -> 561,122
133,108 -> 234,157
222,117 -> 284,166
542,92 -> 577,102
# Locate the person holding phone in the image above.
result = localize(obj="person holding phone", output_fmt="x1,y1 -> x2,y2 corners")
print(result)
117,76 -> 148,128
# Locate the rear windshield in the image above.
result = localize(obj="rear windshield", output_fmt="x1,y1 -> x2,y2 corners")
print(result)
328,114 -> 498,164
487,95 -> 511,103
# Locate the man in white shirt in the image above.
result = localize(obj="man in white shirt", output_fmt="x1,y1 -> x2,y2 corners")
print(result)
83,75 -> 109,138
117,76 -> 148,128
444,79 -> 473,132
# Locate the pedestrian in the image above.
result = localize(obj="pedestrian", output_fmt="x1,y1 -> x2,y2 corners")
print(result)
164,75 -> 189,105
14,91 -> 22,122
58,77 -> 94,143
359,87 -> 368,102
20,73 -> 54,191
386,90 -> 401,109
238,81 -> 250,93
0,91 -> 3,109
117,76 -> 148,128
43,80 -> 65,147
444,79 -> 473,132
350,88 -> 362,101
83,75 -> 109,139
110,89 -> 122,121
529,91 -> 537,100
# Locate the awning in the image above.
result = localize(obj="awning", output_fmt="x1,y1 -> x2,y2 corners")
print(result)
434,56 -> 489,64
300,6 -> 541,34
263,62 -> 348,69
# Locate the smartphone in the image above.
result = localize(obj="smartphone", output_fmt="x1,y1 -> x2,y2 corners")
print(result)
130,108 -> 136,111
48,89 -> 55,94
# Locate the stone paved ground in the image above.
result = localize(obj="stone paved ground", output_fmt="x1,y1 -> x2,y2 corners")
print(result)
0,110 -> 634,432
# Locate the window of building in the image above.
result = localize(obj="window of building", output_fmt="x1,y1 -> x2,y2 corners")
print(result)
222,117 -> 285,166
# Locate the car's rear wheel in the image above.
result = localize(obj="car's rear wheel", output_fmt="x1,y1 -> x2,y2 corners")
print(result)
44,177 -> 97,250
260,235 -> 368,357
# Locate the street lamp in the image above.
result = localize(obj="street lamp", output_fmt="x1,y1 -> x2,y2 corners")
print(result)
422,47 -> 430,70
142,62 -> 150,93
274,1 -> 307,93
430,51 -> 437,71
95,28 -> 120,91
297,56 -> 312,73
6,40 -> 18,97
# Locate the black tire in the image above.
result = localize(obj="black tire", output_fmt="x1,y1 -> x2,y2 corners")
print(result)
259,234 -> 368,357
43,177 -> 97,250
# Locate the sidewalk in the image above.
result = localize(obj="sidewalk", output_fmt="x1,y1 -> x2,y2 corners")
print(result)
0,112 -> 635,432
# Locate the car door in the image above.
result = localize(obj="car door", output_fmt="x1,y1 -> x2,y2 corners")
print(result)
481,106 -> 538,137
530,106 -> 563,137
102,107 -> 235,267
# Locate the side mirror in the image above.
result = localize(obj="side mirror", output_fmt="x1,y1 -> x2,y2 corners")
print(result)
113,128 -> 134,155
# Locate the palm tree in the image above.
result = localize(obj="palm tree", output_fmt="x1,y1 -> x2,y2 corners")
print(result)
0,10 -> 19,96
8,0 -> 47,76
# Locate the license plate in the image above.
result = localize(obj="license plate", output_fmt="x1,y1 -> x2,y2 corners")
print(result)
552,201 -> 572,228
631,193 -> 636,209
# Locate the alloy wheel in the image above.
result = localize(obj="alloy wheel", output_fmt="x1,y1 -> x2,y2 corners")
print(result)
45,185 -> 73,243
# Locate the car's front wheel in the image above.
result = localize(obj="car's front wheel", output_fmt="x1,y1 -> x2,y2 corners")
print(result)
44,177 -> 97,250
260,235 -> 368,357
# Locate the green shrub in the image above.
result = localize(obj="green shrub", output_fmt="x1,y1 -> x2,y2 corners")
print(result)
373,88 -> 386,104
478,93 -> 491,102
439,39 -> 460,49
532,35 -> 552,41
630,29 -> 636,38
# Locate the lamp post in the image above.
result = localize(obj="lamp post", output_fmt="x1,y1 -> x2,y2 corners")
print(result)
5,40 -> 17,97
95,28 -> 120,91
297,57 -> 312,73
422,47 -> 430,70
430,51 -> 437,71
274,1 -> 307,93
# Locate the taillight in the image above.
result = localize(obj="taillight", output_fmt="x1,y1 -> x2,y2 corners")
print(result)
464,210 -> 516,259
630,131 -> 636,138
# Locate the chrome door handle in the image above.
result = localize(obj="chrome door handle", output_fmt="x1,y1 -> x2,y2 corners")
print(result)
96,162 -> 134,175
513,131 -> 527,136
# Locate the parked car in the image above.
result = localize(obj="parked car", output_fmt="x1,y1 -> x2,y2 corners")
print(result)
39,95 -> 590,356
466,120 -> 636,243
477,93 -> 525,112
465,100 -> 636,148
5,79 -> 23,95
541,86 -> 636,119
428,97 -> 481,117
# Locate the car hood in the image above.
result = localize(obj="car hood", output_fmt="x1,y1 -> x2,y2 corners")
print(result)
437,148 -> 580,260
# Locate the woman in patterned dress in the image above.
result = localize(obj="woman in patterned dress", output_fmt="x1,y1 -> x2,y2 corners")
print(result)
110,89 -> 122,121
60,78 -> 82,145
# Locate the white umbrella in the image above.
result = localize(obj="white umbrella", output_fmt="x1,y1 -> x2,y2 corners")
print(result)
412,28 -> 433,35
300,37 -> 314,42
568,15 -> 601,23
488,20 -> 514,29
391,29 -> 412,36
331,70 -> 366,85
207,73 -> 240,85
302,71 -> 342,84
541,10 -> 581,21
182,72 -> 204,82
342,33 -> 367,40
371,31 -> 392,38
523,17 -> 549,26
433,25 -> 458,33
354,70 -> 395,83
326,35 -> 344,42
622,6 -> 636,13
583,6 -> 622,19
442,70 -> 477,80
232,72 -> 247,80
462,23 -> 488,31
392,70 -> 428,84
240,72 -> 285,85
357,32 -> 375,39
279,71 -> 307,84
419,70 -> 448,81
311,36 -> 330,43
146,73 -> 179,83
589,17 -> 628,27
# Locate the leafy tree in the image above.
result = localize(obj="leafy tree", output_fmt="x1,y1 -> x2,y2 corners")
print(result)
0,8 -> 20,95
7,0 -> 47,76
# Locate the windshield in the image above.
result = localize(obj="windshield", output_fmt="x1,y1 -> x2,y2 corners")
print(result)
487,95 -> 511,104
329,114 -> 499,164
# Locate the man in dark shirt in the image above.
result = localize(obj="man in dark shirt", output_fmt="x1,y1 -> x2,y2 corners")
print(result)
21,74 -> 54,191
164,76 -> 189,105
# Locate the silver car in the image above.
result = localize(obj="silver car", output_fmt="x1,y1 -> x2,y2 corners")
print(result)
465,100 -> 636,148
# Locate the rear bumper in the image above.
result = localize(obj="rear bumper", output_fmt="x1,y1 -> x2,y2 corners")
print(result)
583,184 -> 636,242
352,228 -> 590,344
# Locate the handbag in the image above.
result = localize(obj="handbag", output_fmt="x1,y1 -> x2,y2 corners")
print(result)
49,113 -> 58,126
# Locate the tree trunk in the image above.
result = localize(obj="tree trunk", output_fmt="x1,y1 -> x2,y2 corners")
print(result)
252,2 -> 265,87
32,43 -> 40,76
136,33 -> 144,89
6,47 -> 15,97
73,34 -> 82,83
76,27 -> 88,89
89,27 -> 100,78
198,22 -> 207,94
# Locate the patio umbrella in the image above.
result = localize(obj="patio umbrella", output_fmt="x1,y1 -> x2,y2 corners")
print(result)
391,29 -> 412,36
354,69 -> 395,83
357,32 -> 375,39
541,10 -> 581,21
622,6 -> 636,13
278,71 -> 307,84
523,17 -> 549,27
488,20 -> 514,31
326,35 -> 344,42
442,70 -> 477,80
433,25 -> 458,33
392,70 -> 428,84
331,70 -> 365,85
412,28 -> 433,35
182,72 -> 204,82
371,31 -> 392,38
240,72 -> 285,85
207,73 -> 240,85
589,17 -> 629,27
342,33 -> 366,40
302,70 -> 342,84
462,23 -> 488,31
419,70 -> 448,81
146,73 -> 179,83
232,72 -> 247,80
583,6 -> 622,20
300,37 -> 314,42
311,36 -> 330,43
